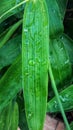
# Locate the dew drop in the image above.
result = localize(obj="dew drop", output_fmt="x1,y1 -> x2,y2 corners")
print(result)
65,94 -> 69,98
28,113 -> 32,117
54,101 -> 58,108
53,10 -> 56,13
59,95 -> 67,102
61,36 -> 63,40
33,0 -> 36,3
29,60 -> 35,66
65,60 -> 69,64
25,72 -> 29,76
60,47 -> 63,51
28,112 -> 33,120
24,28 -> 28,32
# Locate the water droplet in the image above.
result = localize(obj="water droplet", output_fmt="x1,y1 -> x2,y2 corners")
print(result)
59,95 -> 64,102
61,37 -> 63,40
65,60 -> 69,64
59,95 -> 68,102
29,60 -> 35,66
28,113 -> 32,117
60,47 -> 63,51
33,0 -> 36,3
53,10 -> 56,13
25,72 -> 29,76
54,101 -> 58,108
25,41 -> 29,45
24,28 -> 28,32
65,94 -> 69,98
28,112 -> 33,120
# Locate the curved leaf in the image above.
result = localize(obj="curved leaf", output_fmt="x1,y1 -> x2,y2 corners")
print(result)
0,55 -> 22,112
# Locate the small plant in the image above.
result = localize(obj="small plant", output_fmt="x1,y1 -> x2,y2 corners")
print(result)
0,0 -> 73,130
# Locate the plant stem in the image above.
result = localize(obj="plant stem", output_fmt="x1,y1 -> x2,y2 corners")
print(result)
49,62 -> 71,130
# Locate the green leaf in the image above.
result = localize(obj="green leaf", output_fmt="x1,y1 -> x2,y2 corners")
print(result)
59,34 -> 73,65
0,55 -> 22,112
0,101 -> 19,130
46,0 -> 63,38
22,0 -> 49,130
49,37 -> 72,87
10,102 -> 19,130
0,35 -> 21,70
56,0 -> 68,20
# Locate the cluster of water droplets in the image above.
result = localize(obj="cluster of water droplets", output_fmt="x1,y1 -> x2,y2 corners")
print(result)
53,94 -> 69,110
59,94 -> 69,103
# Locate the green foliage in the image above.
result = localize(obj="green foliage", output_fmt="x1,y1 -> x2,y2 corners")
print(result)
0,55 -> 22,112
0,0 -> 73,130
0,101 -> 19,130
0,35 -> 21,70
47,84 -> 73,112
0,0 -> 25,23
56,0 -> 68,19
49,36 -> 72,86
46,0 -> 64,38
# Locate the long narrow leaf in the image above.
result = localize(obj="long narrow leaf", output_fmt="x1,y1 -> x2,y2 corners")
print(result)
0,55 -> 22,112
22,0 -> 49,130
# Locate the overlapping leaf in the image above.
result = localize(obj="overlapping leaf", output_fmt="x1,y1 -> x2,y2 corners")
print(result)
0,35 -> 21,70
0,55 -> 22,112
